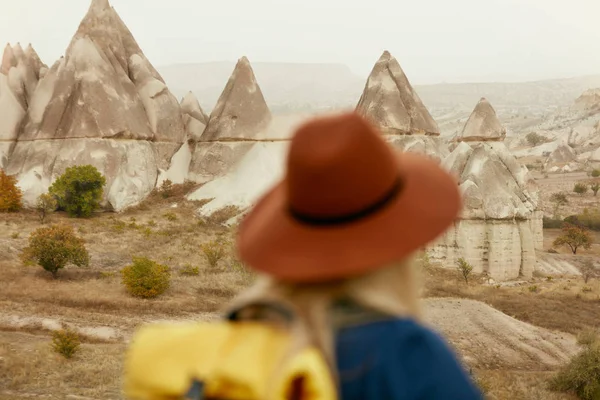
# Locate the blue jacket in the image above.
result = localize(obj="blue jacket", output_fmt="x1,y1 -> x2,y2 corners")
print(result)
335,318 -> 483,400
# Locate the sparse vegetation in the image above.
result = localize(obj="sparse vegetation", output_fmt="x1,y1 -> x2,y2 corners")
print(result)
549,332 -> 600,400
553,224 -> 593,254
581,260 -> 599,284
159,179 -> 173,199
36,193 -> 58,224
163,212 -> 177,221
21,224 -> 90,278
529,285 -> 539,293
550,192 -> 569,219
180,263 -> 200,276
574,182 -> 589,196
0,168 -> 23,212
591,181 -> 600,197
49,165 -> 106,218
51,328 -> 81,359
121,257 -> 171,299
591,169 -> 600,178
201,238 -> 227,268
526,132 -> 546,147
456,257 -> 474,285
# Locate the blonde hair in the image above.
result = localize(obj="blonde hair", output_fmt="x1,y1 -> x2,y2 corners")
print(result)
226,255 -> 423,373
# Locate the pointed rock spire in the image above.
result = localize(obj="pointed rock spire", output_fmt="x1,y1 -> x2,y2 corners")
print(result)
1,44 -> 17,75
89,0 -> 111,13
356,51 -> 439,136
24,44 -> 47,78
12,43 -> 25,61
181,91 -> 208,125
200,56 -> 271,141
457,98 -> 506,142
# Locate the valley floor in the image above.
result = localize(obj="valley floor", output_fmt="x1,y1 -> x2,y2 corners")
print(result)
1,193 -> 598,399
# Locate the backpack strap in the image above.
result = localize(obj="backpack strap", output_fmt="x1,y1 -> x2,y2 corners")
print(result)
226,301 -> 296,324
330,298 -> 393,331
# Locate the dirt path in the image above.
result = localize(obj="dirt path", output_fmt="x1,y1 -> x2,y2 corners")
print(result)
424,298 -> 578,370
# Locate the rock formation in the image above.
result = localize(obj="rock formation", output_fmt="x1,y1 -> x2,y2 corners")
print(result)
544,142 -> 579,172
574,88 -> 600,112
186,113 -> 309,221
356,51 -> 447,161
431,100 -> 543,281
187,57 -> 272,183
181,91 -> 208,141
156,92 -> 208,186
455,98 -> 506,142
5,0 -> 185,210
0,43 -> 47,168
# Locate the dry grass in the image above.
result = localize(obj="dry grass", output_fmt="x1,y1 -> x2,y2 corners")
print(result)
476,370 -> 577,399
423,264 -> 600,335
1,198 -> 598,399
0,331 -> 124,398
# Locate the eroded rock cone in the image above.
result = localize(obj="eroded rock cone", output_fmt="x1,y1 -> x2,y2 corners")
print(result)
200,57 -> 272,141
356,51 -> 439,136
432,105 -> 542,282
6,0 -> 185,210
456,98 -> 506,142
188,57 -> 272,183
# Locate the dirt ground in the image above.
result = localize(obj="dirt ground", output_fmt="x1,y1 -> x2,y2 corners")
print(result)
534,171 -> 600,218
1,189 -> 597,399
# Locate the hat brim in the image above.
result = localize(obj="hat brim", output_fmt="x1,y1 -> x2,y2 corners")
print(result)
237,152 -> 461,283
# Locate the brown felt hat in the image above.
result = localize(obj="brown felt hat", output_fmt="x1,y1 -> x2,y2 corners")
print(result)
237,112 -> 461,283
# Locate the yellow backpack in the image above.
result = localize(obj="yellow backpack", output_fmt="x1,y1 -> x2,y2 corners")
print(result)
123,304 -> 337,400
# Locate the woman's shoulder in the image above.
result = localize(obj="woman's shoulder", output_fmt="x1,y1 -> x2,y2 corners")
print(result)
336,316 -> 446,346
336,318 -> 483,399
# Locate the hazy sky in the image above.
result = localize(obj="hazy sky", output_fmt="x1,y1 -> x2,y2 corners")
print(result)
1,0 -> 599,84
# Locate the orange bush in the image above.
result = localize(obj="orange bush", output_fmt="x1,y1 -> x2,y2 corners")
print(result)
0,169 -> 22,212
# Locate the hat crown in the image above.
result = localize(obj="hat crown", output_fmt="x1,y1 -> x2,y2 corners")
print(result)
286,113 -> 400,220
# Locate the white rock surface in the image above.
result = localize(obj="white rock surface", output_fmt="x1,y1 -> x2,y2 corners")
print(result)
188,141 -> 289,215
432,101 -> 542,281
5,0 -> 184,211
186,114 -> 306,219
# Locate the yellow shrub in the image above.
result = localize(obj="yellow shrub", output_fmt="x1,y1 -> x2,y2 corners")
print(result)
0,169 -> 22,212
52,329 -> 81,359
121,257 -> 170,299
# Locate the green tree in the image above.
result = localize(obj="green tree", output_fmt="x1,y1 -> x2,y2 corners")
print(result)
526,132 -> 545,147
574,182 -> 589,196
121,257 -> 170,299
0,169 -> 22,212
456,257 -> 474,285
550,192 -> 569,219
592,169 -> 600,178
21,224 -> 89,278
553,224 -> 593,255
49,165 -> 106,218
36,193 -> 58,224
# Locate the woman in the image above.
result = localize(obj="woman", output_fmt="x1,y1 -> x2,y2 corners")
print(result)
232,112 -> 483,399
